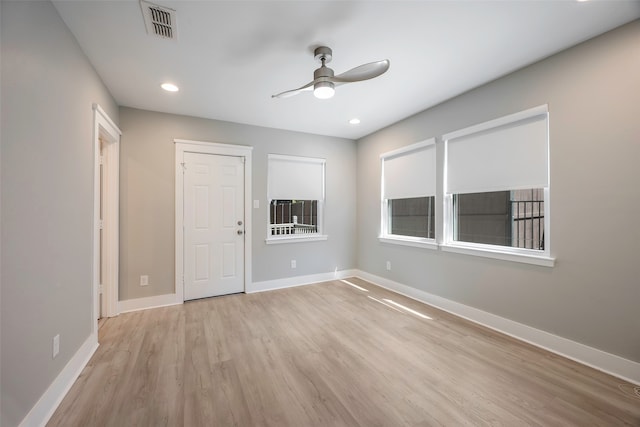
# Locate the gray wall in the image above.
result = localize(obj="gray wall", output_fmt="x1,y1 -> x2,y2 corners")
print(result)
356,20 -> 640,363
0,2 -> 118,426
119,107 -> 356,300
1,3 -> 636,424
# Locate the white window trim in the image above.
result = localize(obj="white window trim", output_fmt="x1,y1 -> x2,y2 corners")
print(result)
380,138 -> 437,247
266,154 -> 326,244
380,138 -> 435,161
265,234 -> 328,245
378,236 -> 438,250
441,242 -> 555,267
442,105 -> 548,142
441,105 -> 554,267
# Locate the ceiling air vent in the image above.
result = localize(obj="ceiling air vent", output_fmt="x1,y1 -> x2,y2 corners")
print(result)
140,1 -> 177,40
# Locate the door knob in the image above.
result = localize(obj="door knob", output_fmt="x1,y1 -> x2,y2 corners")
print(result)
237,220 -> 243,226
237,230 -> 244,235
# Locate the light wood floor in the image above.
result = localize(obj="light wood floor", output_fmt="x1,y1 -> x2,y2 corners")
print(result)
48,278 -> 640,426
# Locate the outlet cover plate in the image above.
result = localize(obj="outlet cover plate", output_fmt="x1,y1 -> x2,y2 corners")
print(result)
53,334 -> 60,358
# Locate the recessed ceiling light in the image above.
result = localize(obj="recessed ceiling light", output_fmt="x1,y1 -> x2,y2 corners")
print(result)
349,118 -> 361,125
161,83 -> 179,92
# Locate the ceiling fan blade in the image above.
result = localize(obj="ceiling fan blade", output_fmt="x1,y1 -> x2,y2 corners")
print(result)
331,59 -> 390,83
271,80 -> 315,98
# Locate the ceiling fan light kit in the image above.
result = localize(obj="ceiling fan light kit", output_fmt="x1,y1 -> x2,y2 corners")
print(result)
272,46 -> 390,100
314,81 -> 335,99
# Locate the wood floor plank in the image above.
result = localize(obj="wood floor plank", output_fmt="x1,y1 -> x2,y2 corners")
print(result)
48,279 -> 640,426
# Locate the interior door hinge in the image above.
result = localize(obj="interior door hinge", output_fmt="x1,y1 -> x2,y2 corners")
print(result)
99,155 -> 104,165
241,156 -> 246,164
181,162 -> 186,171
99,220 -> 104,230
99,284 -> 103,295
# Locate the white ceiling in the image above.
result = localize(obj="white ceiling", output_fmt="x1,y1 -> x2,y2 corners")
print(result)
53,1 -> 640,140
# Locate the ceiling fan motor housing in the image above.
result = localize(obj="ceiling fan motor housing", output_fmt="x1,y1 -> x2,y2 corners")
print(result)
314,65 -> 334,80
314,46 -> 333,63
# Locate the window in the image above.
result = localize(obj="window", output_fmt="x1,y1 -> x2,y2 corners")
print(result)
390,197 -> 435,238
270,200 -> 318,235
510,188 -> 545,250
443,105 -> 553,265
266,154 -> 326,243
453,189 -> 544,250
380,139 -> 437,248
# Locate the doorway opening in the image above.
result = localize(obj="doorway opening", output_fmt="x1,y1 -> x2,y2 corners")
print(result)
93,104 -> 121,337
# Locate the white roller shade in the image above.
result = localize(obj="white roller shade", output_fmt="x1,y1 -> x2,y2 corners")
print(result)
382,139 -> 436,200
445,106 -> 548,194
268,154 -> 325,200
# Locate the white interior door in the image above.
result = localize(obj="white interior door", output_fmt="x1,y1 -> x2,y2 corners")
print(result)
184,152 -> 245,300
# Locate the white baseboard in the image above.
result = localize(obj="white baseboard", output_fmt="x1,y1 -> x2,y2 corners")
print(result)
118,293 -> 182,314
117,270 -> 359,312
354,270 -> 640,386
19,333 -> 99,427
248,269 -> 358,293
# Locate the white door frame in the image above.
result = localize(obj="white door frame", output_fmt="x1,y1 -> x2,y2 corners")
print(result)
92,104 -> 121,333
174,139 -> 253,302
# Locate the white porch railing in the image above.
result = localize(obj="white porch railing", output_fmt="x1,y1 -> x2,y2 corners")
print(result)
270,223 -> 317,235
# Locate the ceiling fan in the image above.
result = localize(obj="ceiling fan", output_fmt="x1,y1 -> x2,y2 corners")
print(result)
272,46 -> 390,100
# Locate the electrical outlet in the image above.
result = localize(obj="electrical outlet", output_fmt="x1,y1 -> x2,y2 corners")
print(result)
53,334 -> 60,358
291,260 -> 297,269
386,261 -> 391,271
140,275 -> 149,286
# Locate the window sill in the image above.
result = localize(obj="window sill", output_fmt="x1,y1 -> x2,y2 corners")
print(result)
265,234 -> 328,245
379,236 -> 438,250
441,243 -> 555,267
